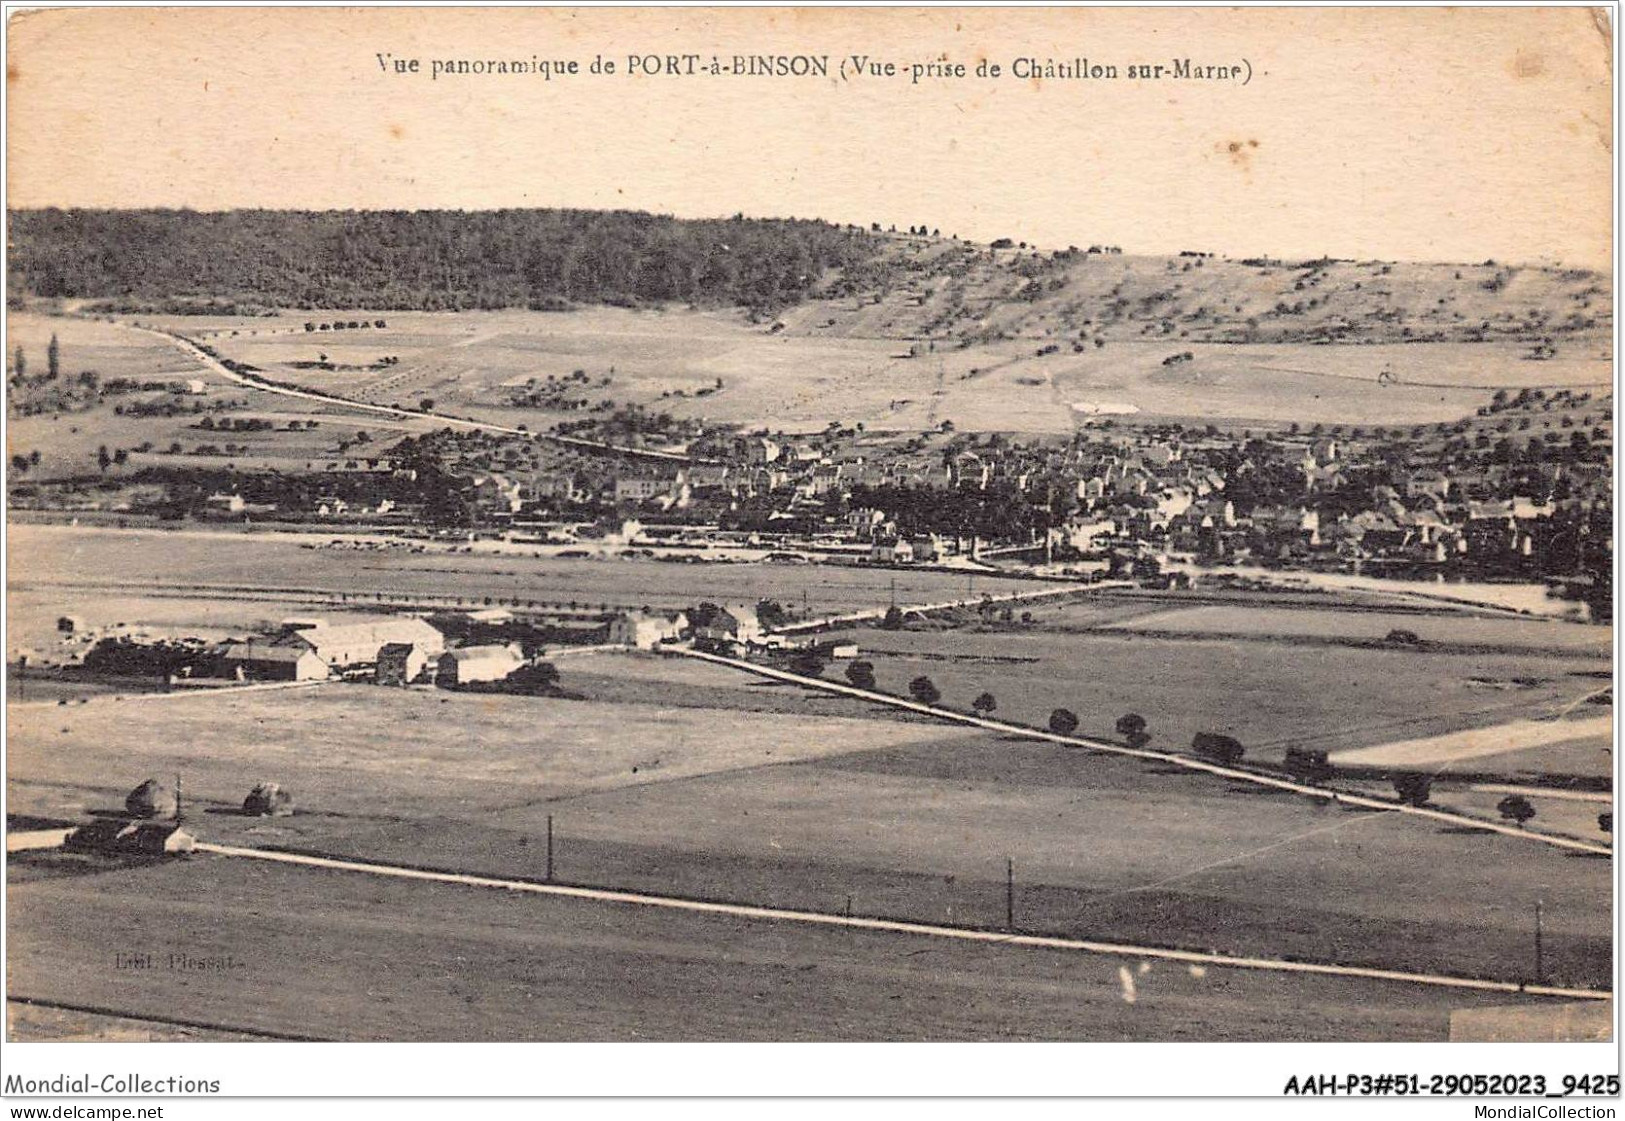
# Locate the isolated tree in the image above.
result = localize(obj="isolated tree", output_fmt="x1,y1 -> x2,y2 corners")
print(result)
1392,773 -> 1432,807
11,454 -> 30,475
96,446 -> 111,474
972,692 -> 997,717
1115,713 -> 1147,738
1283,747 -> 1333,784
908,675 -> 941,706
1191,732 -> 1245,766
1497,795 -> 1536,828
1599,811 -> 1613,835
880,605 -> 905,630
46,333 -> 59,380
845,660 -> 877,691
113,449 -> 128,466
11,345 -> 23,379
789,647 -> 826,678
420,398 -> 436,412
1048,708 -> 1079,736
756,599 -> 790,630
27,450 -> 40,467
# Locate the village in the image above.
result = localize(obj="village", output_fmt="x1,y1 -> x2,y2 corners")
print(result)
236,383 -> 1614,618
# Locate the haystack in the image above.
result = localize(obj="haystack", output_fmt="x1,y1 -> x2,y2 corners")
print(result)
243,782 -> 294,817
125,778 -> 178,820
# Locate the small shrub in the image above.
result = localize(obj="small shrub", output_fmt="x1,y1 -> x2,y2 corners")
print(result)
1497,795 -> 1536,827
1393,773 -> 1432,806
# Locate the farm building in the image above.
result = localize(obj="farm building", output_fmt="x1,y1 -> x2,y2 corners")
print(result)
222,641 -> 328,681
687,603 -> 764,646
869,538 -> 915,564
607,610 -> 688,649
437,644 -> 525,687
272,617 -> 445,669
375,642 -> 429,686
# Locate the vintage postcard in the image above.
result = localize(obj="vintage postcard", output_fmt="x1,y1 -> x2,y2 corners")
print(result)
1,2 -> 1616,1104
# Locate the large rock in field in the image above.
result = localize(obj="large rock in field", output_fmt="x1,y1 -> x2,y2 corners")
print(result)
125,778 -> 178,820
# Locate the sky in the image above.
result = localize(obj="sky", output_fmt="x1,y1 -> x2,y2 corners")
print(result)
6,6 -> 1614,267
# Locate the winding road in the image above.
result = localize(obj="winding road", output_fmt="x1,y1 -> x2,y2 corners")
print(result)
126,320 -> 712,464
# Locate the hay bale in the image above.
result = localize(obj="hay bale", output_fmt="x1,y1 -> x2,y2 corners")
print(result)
243,782 -> 294,817
125,778 -> 178,820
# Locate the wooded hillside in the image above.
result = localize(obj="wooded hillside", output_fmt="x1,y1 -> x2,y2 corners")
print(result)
7,208 -> 882,313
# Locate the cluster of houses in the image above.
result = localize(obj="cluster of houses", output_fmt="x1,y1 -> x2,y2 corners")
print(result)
212,605 -> 709,685
215,616 -> 553,687
550,417 -> 1612,580
1059,434 -> 1607,575
171,384 -> 1608,590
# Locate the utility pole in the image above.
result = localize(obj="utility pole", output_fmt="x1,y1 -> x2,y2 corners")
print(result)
175,772 -> 183,824
1534,899 -> 1544,985
1006,858 -> 1015,931
546,814 -> 554,882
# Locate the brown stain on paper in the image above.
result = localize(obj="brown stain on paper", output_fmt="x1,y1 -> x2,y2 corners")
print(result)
1510,49 -> 1546,80
1222,138 -> 1260,170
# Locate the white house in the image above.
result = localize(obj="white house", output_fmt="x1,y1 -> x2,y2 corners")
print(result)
690,603 -> 764,646
437,644 -> 525,687
869,538 -> 915,564
275,616 -> 445,669
608,610 -> 688,650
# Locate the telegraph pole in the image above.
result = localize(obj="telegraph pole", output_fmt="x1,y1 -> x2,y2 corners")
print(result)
546,814 -> 555,882
1006,858 -> 1015,931
1534,899 -> 1544,985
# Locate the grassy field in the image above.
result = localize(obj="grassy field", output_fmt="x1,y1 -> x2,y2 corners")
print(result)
177,305 -> 1613,433
6,313 -> 415,481
12,305 -> 1613,469
817,623 -> 1609,767
1101,602 -> 1614,654
6,671 -> 1611,995
4,684 -> 977,822
8,523 -> 1037,617
5,586 -> 404,660
9,853 -> 1569,1042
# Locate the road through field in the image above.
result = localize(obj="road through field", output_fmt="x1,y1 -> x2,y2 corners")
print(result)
125,320 -> 708,463
191,840 -> 1607,1002
670,648 -> 1614,855
6,853 -> 1593,1043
